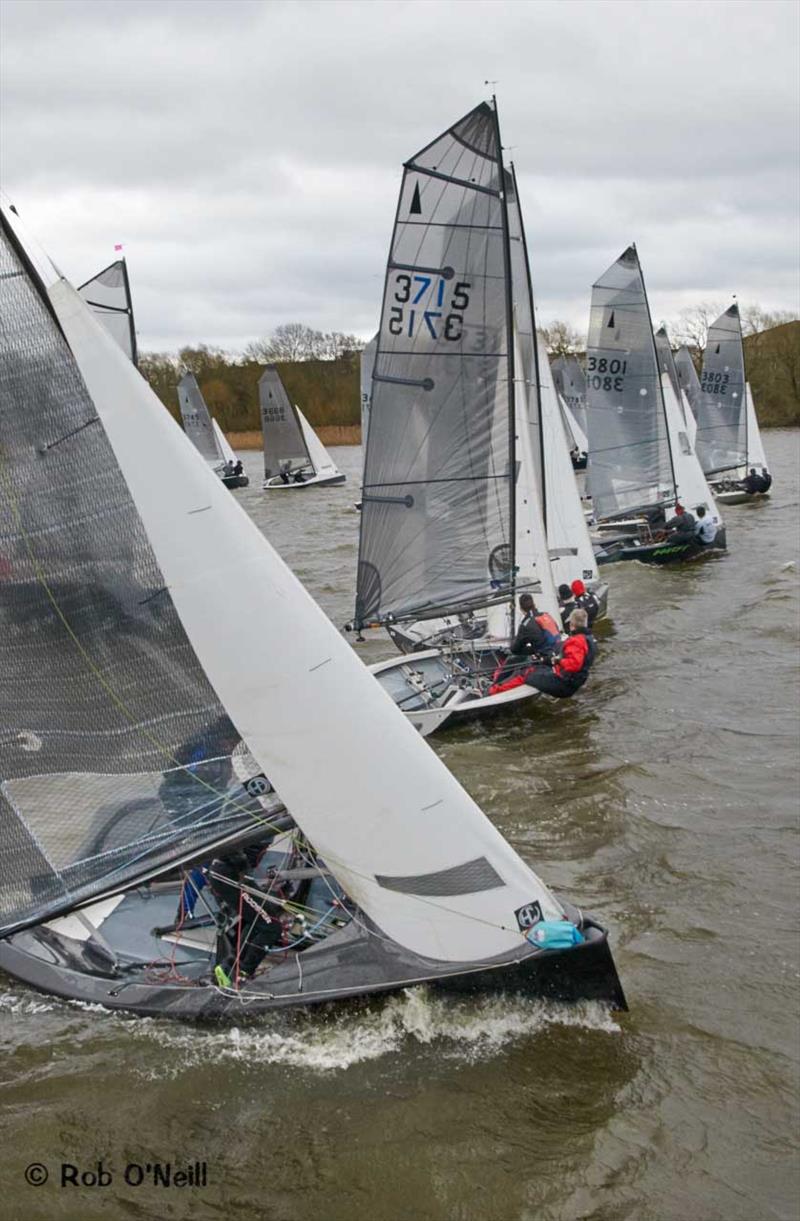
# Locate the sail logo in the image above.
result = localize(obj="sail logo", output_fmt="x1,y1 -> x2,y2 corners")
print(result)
515,900 -> 543,931
387,274 -> 471,343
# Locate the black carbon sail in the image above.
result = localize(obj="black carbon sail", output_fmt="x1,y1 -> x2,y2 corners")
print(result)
0,216 -> 263,938
585,246 -> 674,521
77,258 -> 138,366
697,304 -> 747,476
354,101 -> 515,628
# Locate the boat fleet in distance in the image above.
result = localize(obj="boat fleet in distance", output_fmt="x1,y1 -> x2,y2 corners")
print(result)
0,97 -> 771,1023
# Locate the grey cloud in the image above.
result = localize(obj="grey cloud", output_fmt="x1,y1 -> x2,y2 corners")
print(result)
2,0 -> 798,350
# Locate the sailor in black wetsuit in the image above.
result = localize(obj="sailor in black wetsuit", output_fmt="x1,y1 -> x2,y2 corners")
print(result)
664,503 -> 696,541
742,468 -> 761,495
208,845 -> 285,984
492,593 -> 560,687
558,583 -> 576,629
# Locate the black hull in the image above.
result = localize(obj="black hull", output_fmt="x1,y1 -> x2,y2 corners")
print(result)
619,527 -> 727,566
222,474 -> 249,489
571,455 -> 588,471
0,905 -> 625,1020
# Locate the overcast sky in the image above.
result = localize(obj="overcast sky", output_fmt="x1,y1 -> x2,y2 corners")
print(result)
2,0 -> 798,353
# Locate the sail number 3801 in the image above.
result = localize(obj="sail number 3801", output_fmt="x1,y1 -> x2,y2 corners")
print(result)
587,355 -> 627,392
388,275 -> 471,341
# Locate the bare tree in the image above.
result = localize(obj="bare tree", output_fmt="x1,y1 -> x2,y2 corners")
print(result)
537,320 -> 583,357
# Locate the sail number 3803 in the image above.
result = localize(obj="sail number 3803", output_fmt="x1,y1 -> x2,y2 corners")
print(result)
388,275 -> 471,341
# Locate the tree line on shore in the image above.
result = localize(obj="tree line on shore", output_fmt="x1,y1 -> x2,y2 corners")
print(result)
139,309 -> 799,435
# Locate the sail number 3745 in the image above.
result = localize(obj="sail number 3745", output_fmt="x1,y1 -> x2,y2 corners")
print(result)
388,275 -> 471,341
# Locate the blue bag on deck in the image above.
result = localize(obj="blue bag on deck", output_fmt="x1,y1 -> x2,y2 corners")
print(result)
526,920 -> 584,949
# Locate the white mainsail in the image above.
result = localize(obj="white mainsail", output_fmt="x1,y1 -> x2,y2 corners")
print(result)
3,203 -> 563,964
744,384 -> 767,470
537,337 -> 599,590
661,374 -> 720,523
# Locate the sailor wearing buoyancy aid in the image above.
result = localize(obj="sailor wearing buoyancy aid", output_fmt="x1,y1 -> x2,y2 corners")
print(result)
489,594 -> 563,691
523,608 -> 596,699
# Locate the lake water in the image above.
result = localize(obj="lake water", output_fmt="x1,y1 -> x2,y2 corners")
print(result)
1,431 -> 798,1221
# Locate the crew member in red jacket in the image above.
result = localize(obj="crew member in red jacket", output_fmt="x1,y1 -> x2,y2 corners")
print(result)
524,608 -> 596,699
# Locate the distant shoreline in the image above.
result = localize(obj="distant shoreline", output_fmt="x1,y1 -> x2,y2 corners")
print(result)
227,425 -> 361,448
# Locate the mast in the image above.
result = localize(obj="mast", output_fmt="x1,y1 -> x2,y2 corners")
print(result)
636,245 -> 678,506
121,257 -> 138,368
510,161 -> 546,534
493,96 -> 517,636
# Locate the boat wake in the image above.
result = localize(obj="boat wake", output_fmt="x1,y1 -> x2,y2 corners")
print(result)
125,989 -> 620,1076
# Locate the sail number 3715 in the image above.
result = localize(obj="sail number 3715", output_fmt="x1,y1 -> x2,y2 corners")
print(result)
388,275 -> 471,341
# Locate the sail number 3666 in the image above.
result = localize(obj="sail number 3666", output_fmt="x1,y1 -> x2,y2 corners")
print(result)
388,275 -> 471,341
587,355 -> 626,392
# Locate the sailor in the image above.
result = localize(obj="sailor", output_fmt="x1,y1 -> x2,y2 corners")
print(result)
490,594 -> 562,689
208,845 -> 285,985
223,460 -> 235,477
664,503 -> 696,540
758,470 -> 773,492
524,608 -> 596,699
558,583 -> 576,629
694,505 -> 718,546
293,469 -> 306,483
742,468 -> 761,495
569,578 -> 599,626
232,459 -> 244,477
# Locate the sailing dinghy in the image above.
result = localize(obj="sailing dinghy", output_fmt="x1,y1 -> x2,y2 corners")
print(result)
584,247 -> 725,565
352,101 -> 580,728
77,258 -> 138,366
177,372 -> 249,488
0,200 -> 625,1018
679,306 -> 771,504
260,367 -> 345,489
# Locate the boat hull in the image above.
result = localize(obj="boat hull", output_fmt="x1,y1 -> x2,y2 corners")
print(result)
618,527 -> 727,566
221,474 -> 249,489
263,472 -> 346,490
0,903 -> 625,1019
713,488 -> 770,506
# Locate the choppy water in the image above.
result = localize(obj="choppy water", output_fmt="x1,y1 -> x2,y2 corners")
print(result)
1,432 -> 798,1221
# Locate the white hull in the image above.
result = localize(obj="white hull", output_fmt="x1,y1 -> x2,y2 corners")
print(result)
263,471 -> 346,490
368,648 -> 543,737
